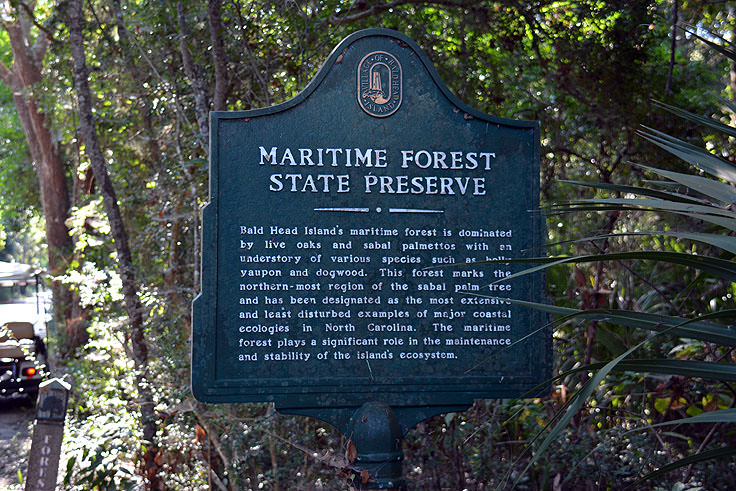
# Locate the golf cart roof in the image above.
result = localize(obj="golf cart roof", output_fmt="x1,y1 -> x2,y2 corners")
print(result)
0,261 -> 42,287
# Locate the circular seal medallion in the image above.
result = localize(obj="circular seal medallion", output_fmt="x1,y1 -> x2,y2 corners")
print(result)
357,51 -> 402,118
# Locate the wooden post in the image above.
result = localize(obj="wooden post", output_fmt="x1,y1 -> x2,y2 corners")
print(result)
25,378 -> 70,491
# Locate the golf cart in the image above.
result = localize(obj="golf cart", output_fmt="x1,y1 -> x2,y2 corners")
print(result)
0,261 -> 48,401
0,321 -> 47,399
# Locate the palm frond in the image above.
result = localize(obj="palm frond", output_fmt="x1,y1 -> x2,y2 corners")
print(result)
638,127 -> 736,182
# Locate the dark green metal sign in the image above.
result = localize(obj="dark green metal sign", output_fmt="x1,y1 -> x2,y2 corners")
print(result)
192,29 -> 548,412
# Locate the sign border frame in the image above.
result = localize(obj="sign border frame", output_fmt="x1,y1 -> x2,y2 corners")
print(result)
192,28 -> 548,408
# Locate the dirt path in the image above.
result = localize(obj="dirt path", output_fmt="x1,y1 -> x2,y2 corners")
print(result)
0,395 -> 34,490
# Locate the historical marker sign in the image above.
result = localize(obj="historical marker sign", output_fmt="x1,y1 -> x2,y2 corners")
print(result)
192,29 -> 548,410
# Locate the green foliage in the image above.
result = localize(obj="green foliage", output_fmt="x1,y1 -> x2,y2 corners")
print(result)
0,30 -> 40,230
495,35 -> 736,486
0,84 -> 40,225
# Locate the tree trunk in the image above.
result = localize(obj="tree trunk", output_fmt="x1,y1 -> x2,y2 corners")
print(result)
0,7 -> 86,354
177,1 -> 210,149
66,0 -> 160,487
208,0 -> 228,111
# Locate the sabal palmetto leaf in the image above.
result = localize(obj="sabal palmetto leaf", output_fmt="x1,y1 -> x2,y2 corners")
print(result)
683,27 -> 736,63
716,94 -> 736,116
472,251 -> 736,283
549,359 -> 736,384
512,353 -> 736,404
545,203 -> 736,232
649,231 -> 736,252
633,446 -> 736,485
544,204 -> 654,215
678,211 -> 736,233
558,179 -> 707,203
497,299 -> 735,487
509,308 -> 735,486
574,197 -> 736,219
638,127 -> 736,183
548,194 -> 736,232
509,314 -> 735,487
636,409 -> 736,429
641,178 -> 736,218
557,231 -> 736,255
517,31 -> 736,487
634,164 -> 736,204
481,296 -> 736,346
543,200 -> 736,232
513,337 -> 651,487
644,179 -> 695,192
526,358 -> 736,386
584,359 -> 736,381
652,100 -> 736,139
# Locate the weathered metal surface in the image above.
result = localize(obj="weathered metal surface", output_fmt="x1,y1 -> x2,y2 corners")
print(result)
347,402 -> 404,489
192,29 -> 549,411
26,378 -> 70,491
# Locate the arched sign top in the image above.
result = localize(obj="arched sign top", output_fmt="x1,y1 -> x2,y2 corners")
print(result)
214,28 -> 538,131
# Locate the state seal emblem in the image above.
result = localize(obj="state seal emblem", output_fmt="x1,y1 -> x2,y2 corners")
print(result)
357,51 -> 402,118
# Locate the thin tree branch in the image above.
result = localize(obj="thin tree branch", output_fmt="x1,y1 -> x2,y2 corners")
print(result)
665,0 -> 678,97
328,0 -> 476,24
17,0 -> 55,43
5,21 -> 41,86
263,428 -> 353,471
31,31 -> 49,62
209,469 -> 228,491
682,421 -> 721,482
0,60 -> 16,86
192,404 -> 232,470
549,146 -> 590,163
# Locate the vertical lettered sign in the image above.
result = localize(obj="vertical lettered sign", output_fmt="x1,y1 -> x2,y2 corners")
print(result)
193,29 -> 548,409
26,379 -> 70,491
